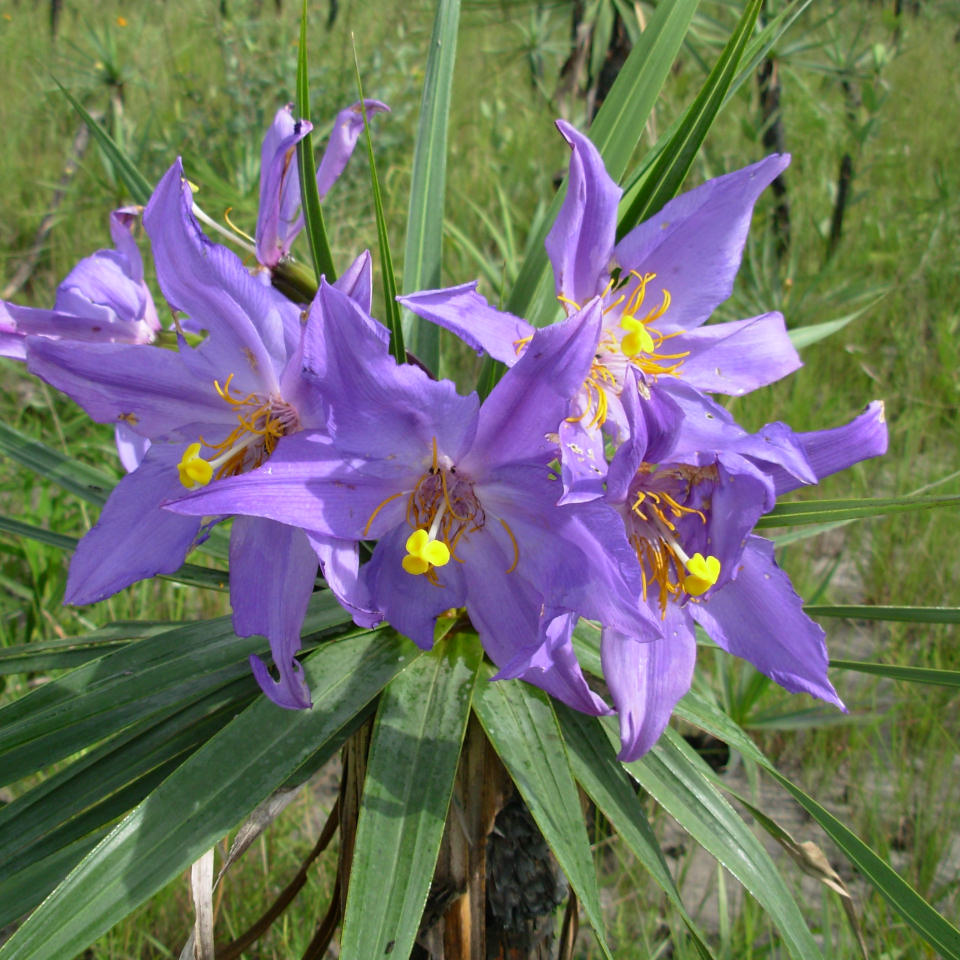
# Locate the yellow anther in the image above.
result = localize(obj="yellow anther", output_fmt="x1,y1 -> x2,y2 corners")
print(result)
683,553 -> 721,596
620,316 -> 656,357
178,443 -> 213,489
402,528 -> 451,576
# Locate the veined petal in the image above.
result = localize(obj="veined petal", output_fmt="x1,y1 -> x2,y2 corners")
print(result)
164,429 -> 417,541
304,530 -> 382,629
669,312 -> 801,395
601,608 -> 697,761
303,280 -> 478,464
690,535 -> 844,708
614,154 -> 790,332
547,120 -> 620,309
398,282 -> 532,365
333,249 -> 374,315
769,401 -> 888,496
557,417 -> 607,504
255,104 -> 314,268
65,444 -> 202,605
231,516 -> 316,709
114,423 -> 150,473
466,302 -> 602,471
145,159 -> 298,387
26,337 -> 231,439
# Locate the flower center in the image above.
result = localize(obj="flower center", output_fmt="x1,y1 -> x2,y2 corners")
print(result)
177,373 -> 300,488
626,463 -> 721,616
607,271 -> 687,376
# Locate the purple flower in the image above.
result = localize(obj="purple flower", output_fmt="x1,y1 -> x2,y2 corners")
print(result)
1,208 -> 159,361
400,121 -> 802,502
255,100 -> 389,270
166,280 -> 656,714
25,159 -> 377,709
600,372 -> 889,760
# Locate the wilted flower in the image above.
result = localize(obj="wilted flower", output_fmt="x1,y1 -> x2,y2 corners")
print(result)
255,100 -> 389,270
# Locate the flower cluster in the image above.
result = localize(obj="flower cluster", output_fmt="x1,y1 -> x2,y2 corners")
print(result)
6,109 -> 887,760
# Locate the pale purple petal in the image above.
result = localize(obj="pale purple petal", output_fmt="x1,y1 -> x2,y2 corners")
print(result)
546,119 -> 620,309
255,104 -> 313,268
114,423 -> 150,472
601,606 -> 697,761
165,429 -> 417,541
26,338 -> 229,440
333,250 -> 374,315
304,530 -> 382,629
614,155 -> 790,332
769,401 -> 888,496
670,312 -> 801,395
315,100 -> 389,199
398,282 -> 532,365
303,280 -> 478,464
66,444 -> 202,604
231,516 -> 316,709
466,303 -> 601,471
144,159 -> 298,383
557,416 -> 607,504
690,536 -> 844,708
477,595 -> 610,717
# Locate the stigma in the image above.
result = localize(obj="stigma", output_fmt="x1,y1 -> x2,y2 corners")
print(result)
177,374 -> 299,488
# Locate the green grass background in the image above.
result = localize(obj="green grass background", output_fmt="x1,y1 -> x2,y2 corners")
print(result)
0,0 -> 958,956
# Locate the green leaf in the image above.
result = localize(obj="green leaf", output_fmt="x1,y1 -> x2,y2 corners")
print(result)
618,0 -> 762,237
0,622 -> 170,675
0,513 -> 229,591
295,0 -> 336,282
830,659 -> 960,687
339,632 -> 481,960
757,493 -> 960,528
353,52 -> 405,365
618,723 -> 824,960
0,630 -> 419,960
676,689 -> 960,960
807,604 -> 960,624
0,593 -> 352,785
56,81 -> 152,205
555,706 -> 715,960
401,0 -> 461,374
474,673 -> 613,960
788,315 -> 855,350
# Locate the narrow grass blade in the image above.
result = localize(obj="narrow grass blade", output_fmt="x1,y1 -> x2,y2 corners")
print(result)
56,81 -> 152,205
830,660 -> 960,687
0,421 -> 114,507
789,315 -> 855,350
474,673 -> 613,960
0,593 -> 351,784
616,722 -> 825,960
756,493 -> 960,528
401,0 -> 461,374
0,624 -> 165,674
676,689 -> 960,960
353,50 -> 404,364
505,0 -> 699,327
0,514 -> 228,590
555,706 -> 715,960
0,631 -> 419,960
618,0 -> 762,238
296,0 -> 336,283
807,604 -> 960,624
339,632 -> 481,960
